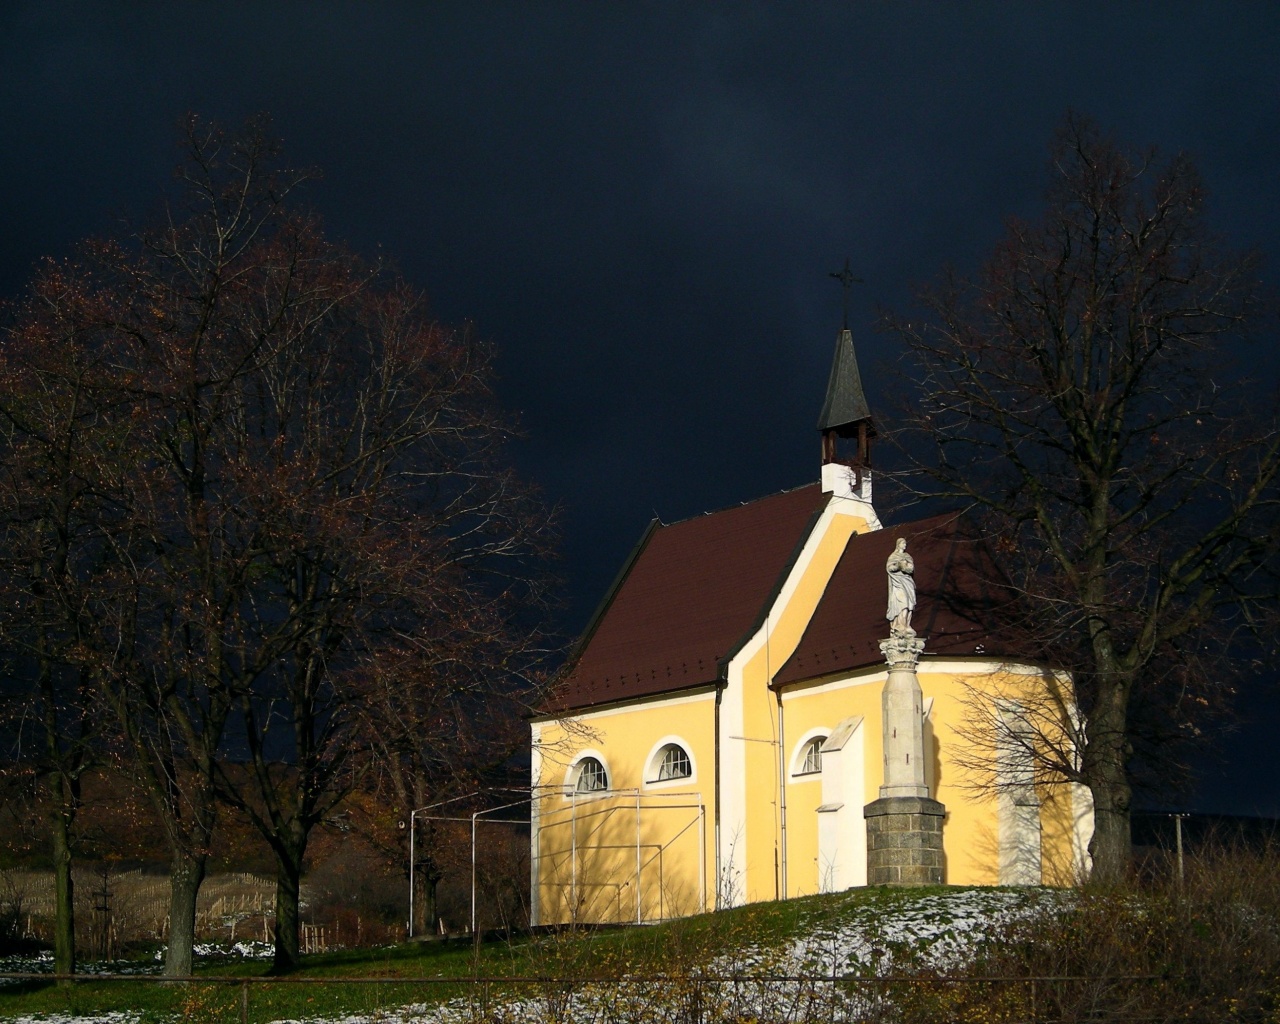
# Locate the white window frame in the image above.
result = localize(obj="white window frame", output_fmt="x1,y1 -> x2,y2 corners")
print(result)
564,749 -> 611,798
643,735 -> 697,790
790,727 -> 831,779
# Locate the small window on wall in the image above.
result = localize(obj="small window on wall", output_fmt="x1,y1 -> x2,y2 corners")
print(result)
574,756 -> 608,793
655,744 -> 692,781
798,737 -> 825,775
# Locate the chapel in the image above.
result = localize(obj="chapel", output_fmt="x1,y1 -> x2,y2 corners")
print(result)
529,326 -> 1092,925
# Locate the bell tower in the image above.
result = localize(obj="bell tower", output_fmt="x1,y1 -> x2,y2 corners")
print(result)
817,326 -> 874,468
818,259 -> 876,501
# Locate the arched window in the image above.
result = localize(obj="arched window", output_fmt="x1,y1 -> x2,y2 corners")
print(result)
798,736 -> 825,775
654,744 -> 692,781
574,756 -> 608,793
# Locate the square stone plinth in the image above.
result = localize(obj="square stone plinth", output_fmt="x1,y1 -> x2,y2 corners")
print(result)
863,796 -> 946,886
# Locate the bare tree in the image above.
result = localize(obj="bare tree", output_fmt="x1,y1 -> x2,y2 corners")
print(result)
1,115 -> 555,971
0,659 -> 97,977
211,262 -> 554,969
0,256 -> 147,973
0,116 -> 318,974
887,114 -> 1280,882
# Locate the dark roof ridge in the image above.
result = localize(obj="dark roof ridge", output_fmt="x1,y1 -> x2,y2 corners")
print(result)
543,483 -> 832,714
656,480 -> 822,531
878,504 -> 967,530
558,483 -> 828,687
919,517 -> 961,640
555,519 -> 660,690
770,508 -> 1002,689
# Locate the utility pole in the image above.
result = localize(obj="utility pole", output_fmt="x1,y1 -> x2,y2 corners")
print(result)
1173,813 -> 1189,890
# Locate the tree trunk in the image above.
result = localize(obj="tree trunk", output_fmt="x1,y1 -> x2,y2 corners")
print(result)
1083,677 -> 1133,884
412,851 -> 442,936
49,807 -> 75,978
164,851 -> 206,977
271,831 -> 307,973
426,872 -> 440,935
1088,780 -> 1133,884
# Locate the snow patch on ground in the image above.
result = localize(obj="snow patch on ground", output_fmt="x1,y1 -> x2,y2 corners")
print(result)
788,886 -> 1065,974
0,948 -> 160,978
189,939 -> 275,960
263,1009 -> 468,1024
254,889 -> 1068,1024
0,937 -> 274,978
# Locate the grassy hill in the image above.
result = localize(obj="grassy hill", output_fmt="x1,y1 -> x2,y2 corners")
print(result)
0,886 -> 1046,1022
0,852 -> 1278,1023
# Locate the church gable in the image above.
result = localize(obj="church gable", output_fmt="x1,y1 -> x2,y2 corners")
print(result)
545,484 -> 830,712
775,512 -> 1011,687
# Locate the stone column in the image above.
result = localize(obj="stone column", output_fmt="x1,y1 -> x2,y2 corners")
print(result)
863,631 -> 946,885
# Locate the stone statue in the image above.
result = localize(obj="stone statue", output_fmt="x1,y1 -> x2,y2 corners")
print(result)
885,537 -> 916,635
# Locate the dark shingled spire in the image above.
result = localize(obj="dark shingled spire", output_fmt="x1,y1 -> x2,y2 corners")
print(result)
817,328 -> 872,434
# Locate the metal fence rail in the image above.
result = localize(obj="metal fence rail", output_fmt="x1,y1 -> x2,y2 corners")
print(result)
0,971 -> 1207,1024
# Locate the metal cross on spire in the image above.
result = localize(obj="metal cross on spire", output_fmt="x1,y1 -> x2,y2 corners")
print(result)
828,257 -> 864,329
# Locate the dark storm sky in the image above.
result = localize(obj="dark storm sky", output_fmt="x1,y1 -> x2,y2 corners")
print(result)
3,3 -> 1279,815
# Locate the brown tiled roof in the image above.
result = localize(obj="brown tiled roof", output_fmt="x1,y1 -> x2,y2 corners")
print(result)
543,484 -> 829,713
773,511 -> 1011,686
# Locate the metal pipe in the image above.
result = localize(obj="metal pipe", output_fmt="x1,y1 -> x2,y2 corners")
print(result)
777,692 -> 788,899
570,791 -> 578,922
635,791 -> 642,923
714,682 -> 722,908
0,970 -> 1173,986
470,811 -> 478,935
412,787 -> 700,932
698,801 -> 707,913
417,814 -> 527,824
406,787 -> 542,938
1174,813 -> 1187,890
530,769 -> 541,930
408,810 -> 416,939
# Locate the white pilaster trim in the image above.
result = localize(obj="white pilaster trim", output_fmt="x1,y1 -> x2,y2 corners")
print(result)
530,722 -> 543,926
718,496 -> 862,904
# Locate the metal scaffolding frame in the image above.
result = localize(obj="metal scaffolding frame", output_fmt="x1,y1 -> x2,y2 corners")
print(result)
406,786 -> 706,936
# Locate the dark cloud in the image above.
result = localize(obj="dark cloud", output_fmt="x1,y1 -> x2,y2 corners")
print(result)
3,1 -> 1278,813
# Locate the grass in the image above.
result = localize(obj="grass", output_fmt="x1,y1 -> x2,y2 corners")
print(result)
0,887 -> 961,1022
4,849 -> 1278,1021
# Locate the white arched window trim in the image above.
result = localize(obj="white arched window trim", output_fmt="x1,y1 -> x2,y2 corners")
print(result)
564,749 -> 612,799
642,735 -> 697,789
790,727 -> 831,779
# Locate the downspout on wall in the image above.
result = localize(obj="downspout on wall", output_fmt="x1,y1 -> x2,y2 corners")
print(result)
713,675 -> 723,909
777,689 -> 787,900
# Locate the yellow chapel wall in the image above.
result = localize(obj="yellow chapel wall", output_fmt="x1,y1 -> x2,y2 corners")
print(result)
531,688 -> 716,925
779,673 -> 882,896
921,662 -> 1087,886
778,660 -> 1088,893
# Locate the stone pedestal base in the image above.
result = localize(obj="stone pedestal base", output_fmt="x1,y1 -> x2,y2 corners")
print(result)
863,796 -> 946,886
